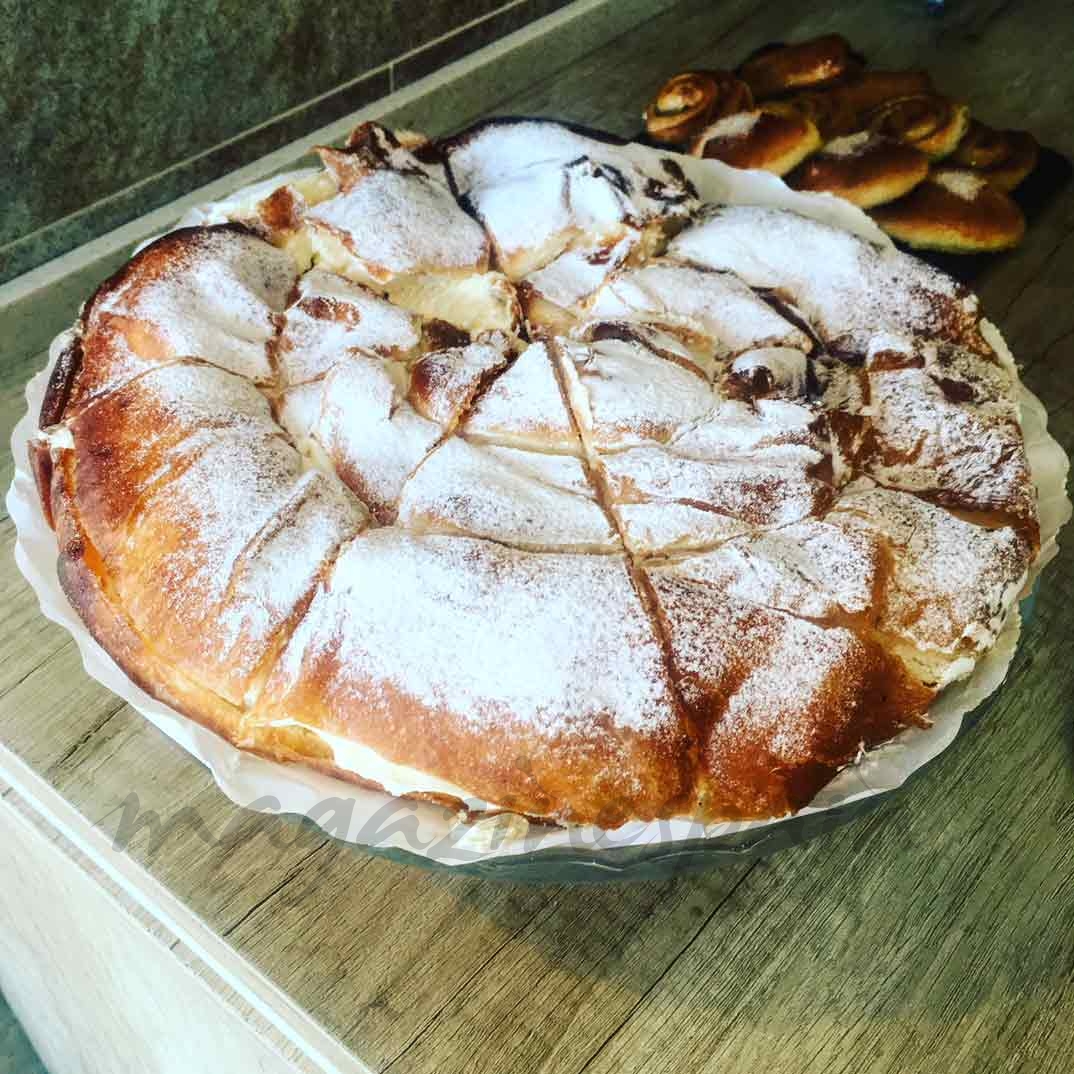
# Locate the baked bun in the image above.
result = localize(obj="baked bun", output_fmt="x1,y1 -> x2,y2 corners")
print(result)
737,34 -> 862,99
690,109 -> 822,175
763,70 -> 935,139
35,119 -> 1044,827
644,70 -> 753,145
831,69 -> 935,120
871,168 -> 1027,252
866,94 -> 971,160
952,120 -> 1040,191
789,132 -> 930,207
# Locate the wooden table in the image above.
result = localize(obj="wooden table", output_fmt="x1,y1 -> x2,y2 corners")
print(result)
2,0 -> 1073,1071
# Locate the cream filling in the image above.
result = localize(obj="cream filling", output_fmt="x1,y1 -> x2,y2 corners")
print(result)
264,717 -> 499,813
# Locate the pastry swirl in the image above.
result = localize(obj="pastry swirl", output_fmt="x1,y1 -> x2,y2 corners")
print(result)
952,120 -> 1039,191
644,70 -> 754,145
866,94 -> 971,160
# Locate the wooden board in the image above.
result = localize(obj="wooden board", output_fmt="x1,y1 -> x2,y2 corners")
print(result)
1,0 -> 1073,1071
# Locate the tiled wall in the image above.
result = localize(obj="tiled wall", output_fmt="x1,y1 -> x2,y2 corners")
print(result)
1,0 -> 572,275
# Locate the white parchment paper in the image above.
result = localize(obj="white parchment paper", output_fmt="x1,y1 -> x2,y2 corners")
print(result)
8,143 -> 1071,866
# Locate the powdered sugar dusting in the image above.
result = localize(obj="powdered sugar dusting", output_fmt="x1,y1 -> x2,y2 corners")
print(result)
57,119 -> 1046,826
587,261 -> 811,357
647,567 -> 870,766
670,206 -> 979,353
933,169 -> 988,201
88,228 -> 298,386
277,269 -> 420,385
271,531 -> 679,734
667,520 -> 880,620
464,341 -> 579,452
823,132 -> 873,158
397,437 -> 619,551
444,120 -> 697,277
314,356 -> 443,520
831,486 -> 1031,654
702,111 -> 761,140
525,234 -> 636,311
866,364 -> 1035,523
558,336 -> 714,449
308,169 -> 488,280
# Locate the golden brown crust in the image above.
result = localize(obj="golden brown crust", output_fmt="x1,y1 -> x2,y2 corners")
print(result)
952,121 -> 1039,191
789,133 -> 930,208
737,34 -> 862,100
48,451 -> 250,744
39,333 -> 84,429
871,170 -> 1026,252
866,94 -> 971,160
763,70 -> 936,139
644,71 -> 754,145
830,70 -> 935,120
648,567 -> 935,820
690,110 -> 822,175
29,120 -> 1043,830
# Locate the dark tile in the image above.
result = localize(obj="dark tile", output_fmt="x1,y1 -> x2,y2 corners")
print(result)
0,990 -> 48,1074
0,67 -> 389,286
1,0 -> 518,248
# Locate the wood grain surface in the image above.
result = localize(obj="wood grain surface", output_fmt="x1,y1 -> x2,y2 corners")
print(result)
2,1 -> 1073,1072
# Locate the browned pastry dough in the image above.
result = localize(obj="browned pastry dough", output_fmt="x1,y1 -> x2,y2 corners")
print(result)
737,34 -> 862,100
691,110 -> 822,176
952,120 -> 1040,191
871,168 -> 1026,252
33,120 -> 1043,827
789,132 -> 930,208
867,94 -> 971,160
644,70 -> 754,145
830,69 -> 935,119
762,70 -> 935,140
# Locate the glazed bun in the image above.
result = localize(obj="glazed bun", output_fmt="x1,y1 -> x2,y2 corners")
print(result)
789,132 -> 930,208
871,168 -> 1026,252
952,120 -> 1039,191
691,109 -> 822,175
866,94 -> 971,160
737,34 -> 862,99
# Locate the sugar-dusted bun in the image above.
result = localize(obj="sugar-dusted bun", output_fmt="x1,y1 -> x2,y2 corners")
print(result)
871,168 -> 1026,252
789,131 -> 930,208
867,94 -> 971,160
644,70 -> 753,145
690,110 -> 821,175
737,34 -> 862,100
952,120 -> 1040,191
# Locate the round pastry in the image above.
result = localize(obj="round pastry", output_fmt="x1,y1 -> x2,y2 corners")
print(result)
737,34 -> 862,99
832,69 -> 935,119
33,118 -> 1042,827
690,109 -> 822,175
867,94 -> 971,160
789,132 -> 930,207
762,70 -> 935,140
870,168 -> 1026,252
952,120 -> 1039,191
644,70 -> 754,145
